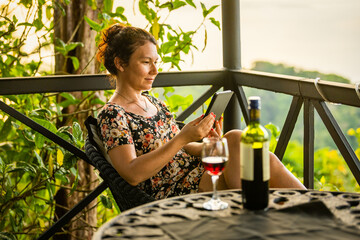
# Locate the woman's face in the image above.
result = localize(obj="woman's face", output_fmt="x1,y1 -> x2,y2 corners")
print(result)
120,41 -> 159,91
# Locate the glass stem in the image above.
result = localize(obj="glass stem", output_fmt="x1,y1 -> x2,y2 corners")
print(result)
211,175 -> 219,201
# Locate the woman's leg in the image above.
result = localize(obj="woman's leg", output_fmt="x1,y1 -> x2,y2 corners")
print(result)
199,130 -> 241,192
199,129 -> 306,191
269,152 -> 305,189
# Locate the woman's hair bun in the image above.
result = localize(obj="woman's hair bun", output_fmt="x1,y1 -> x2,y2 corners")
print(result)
96,23 -> 125,66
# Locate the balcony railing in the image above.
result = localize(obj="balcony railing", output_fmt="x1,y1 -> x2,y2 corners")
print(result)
1,69 -> 360,238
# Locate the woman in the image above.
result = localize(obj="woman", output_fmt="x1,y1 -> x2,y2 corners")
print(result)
96,24 -> 305,200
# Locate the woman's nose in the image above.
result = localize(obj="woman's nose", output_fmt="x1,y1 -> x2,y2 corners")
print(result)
151,62 -> 158,75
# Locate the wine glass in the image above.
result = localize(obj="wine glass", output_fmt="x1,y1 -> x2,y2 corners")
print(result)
202,137 -> 229,210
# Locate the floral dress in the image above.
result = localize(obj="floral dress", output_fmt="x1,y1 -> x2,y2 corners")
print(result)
97,93 -> 204,199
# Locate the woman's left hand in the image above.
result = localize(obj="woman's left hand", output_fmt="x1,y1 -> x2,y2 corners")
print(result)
208,116 -> 223,138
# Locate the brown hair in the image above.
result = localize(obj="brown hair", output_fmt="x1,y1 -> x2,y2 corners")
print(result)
96,23 -> 157,75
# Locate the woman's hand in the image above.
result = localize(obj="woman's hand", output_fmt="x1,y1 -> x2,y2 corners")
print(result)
208,115 -> 223,138
178,113 -> 215,143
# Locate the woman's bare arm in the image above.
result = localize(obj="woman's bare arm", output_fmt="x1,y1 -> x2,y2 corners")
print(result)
108,114 -> 215,186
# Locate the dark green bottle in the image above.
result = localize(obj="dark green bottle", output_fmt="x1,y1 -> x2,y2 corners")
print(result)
240,96 -> 270,210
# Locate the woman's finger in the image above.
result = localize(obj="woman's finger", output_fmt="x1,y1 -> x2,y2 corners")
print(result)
188,115 -> 204,126
214,121 -> 222,136
208,128 -> 220,138
218,116 -> 223,129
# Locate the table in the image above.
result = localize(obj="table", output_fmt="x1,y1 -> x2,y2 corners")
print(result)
93,189 -> 360,239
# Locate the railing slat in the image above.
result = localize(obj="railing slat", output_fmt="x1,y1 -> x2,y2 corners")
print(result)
274,96 -> 303,160
233,84 -> 249,125
313,100 -> 360,185
304,99 -> 315,189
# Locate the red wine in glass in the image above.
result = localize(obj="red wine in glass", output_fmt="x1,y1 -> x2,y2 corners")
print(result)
201,137 -> 229,210
202,157 -> 228,176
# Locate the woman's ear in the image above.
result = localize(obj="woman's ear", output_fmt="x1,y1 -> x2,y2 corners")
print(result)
114,57 -> 124,72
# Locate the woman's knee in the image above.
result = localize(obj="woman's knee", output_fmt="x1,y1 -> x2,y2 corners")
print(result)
223,129 -> 242,144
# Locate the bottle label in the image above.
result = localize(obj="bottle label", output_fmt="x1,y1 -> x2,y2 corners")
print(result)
262,141 -> 270,181
240,141 -> 270,181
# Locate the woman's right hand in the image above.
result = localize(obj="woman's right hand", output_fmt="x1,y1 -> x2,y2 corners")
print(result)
178,113 -> 216,143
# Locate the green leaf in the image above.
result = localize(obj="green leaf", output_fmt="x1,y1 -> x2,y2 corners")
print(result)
207,5 -> 219,16
200,2 -> 207,17
84,16 -> 102,32
173,0 -> 186,9
90,98 -> 105,105
17,161 -> 37,175
0,118 -> 14,142
30,108 -> 52,119
46,6 -> 52,20
65,42 -> 84,53
159,2 -> 173,10
72,121 -> 83,143
185,0 -> 196,8
100,195 -> 113,209
55,171 -> 70,184
56,131 -> 74,143
139,0 -> 154,22
210,17 -> 220,30
182,44 -> 190,54
103,0 -> 113,13
202,28 -> 207,52
34,132 -> 46,148
166,94 -> 193,112
55,39 -> 66,55
115,6 -> 124,14
59,92 -> 80,107
70,56 -> 80,70
63,152 -> 77,170
60,92 -> 77,101
161,41 -> 176,54
163,87 -> 175,96
119,14 -> 127,22
33,18 -> 44,31
33,118 -> 57,133
34,150 -> 45,168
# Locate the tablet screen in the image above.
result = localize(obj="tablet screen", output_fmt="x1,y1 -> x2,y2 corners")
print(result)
204,91 -> 234,121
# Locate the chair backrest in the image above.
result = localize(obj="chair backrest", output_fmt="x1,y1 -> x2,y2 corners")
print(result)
84,116 -> 155,212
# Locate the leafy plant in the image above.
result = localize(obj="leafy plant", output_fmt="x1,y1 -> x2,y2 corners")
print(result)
0,0 -> 221,238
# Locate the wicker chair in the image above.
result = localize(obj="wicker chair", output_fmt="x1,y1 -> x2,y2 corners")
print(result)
84,116 -> 155,212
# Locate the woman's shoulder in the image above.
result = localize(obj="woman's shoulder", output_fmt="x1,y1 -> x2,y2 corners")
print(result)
97,102 -> 126,121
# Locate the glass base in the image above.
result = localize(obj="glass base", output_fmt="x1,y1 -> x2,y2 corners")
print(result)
203,198 -> 228,211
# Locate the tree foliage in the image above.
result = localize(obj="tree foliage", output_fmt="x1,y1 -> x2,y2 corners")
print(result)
0,0 -> 220,238
252,61 -> 351,84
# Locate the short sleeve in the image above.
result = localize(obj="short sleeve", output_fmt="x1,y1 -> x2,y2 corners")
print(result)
97,104 -> 134,152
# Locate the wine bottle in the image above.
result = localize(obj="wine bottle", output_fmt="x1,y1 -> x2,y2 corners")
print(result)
240,96 -> 270,210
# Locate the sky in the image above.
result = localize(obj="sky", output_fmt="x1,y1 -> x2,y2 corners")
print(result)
120,0 -> 360,83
